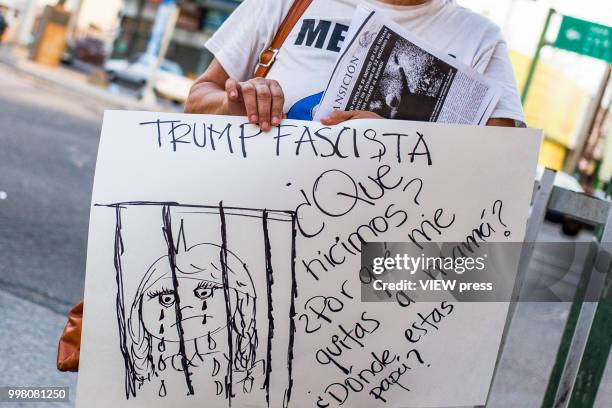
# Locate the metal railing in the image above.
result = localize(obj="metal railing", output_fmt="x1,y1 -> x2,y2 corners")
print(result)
481,168 -> 611,408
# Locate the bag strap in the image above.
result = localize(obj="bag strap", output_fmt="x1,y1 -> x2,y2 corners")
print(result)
254,0 -> 313,78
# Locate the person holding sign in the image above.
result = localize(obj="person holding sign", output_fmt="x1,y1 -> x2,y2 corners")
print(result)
185,0 -> 525,130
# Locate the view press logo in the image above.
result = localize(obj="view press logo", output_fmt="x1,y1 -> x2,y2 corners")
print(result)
369,252 -> 492,294
361,242 -> 606,303
360,242 -> 520,303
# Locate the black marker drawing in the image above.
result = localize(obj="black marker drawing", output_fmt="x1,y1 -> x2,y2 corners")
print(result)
97,202 -> 298,407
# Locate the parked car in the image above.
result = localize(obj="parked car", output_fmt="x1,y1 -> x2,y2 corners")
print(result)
61,37 -> 106,66
104,54 -> 193,103
535,166 -> 592,236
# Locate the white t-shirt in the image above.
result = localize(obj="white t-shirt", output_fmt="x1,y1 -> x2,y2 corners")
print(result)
206,0 -> 525,124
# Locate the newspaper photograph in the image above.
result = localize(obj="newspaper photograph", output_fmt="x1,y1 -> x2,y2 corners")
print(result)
314,7 -> 501,125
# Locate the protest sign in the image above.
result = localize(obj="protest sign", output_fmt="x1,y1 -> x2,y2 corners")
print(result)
76,111 -> 541,407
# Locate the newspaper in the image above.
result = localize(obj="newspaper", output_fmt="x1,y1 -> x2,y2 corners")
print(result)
314,7 -> 501,125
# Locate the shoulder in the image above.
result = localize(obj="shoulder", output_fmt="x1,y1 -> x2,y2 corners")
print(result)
241,0 -> 294,14
233,0 -> 295,30
223,0 -> 293,22
235,0 -> 293,9
442,1 -> 503,41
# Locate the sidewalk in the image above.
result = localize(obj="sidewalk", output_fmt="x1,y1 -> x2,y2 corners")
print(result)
0,291 -> 77,407
0,45 -> 171,112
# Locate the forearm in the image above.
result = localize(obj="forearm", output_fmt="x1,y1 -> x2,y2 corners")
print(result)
184,82 -> 229,115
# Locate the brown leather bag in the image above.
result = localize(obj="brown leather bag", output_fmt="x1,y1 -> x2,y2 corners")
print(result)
57,300 -> 83,371
56,0 -> 312,373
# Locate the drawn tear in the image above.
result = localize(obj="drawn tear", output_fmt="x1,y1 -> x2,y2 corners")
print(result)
159,309 -> 164,321
158,337 -> 166,352
215,380 -> 223,396
202,300 -> 208,311
202,314 -> 207,324
207,331 -> 217,350
158,354 -> 167,371
159,324 -> 165,335
212,357 -> 221,376
159,380 -> 167,397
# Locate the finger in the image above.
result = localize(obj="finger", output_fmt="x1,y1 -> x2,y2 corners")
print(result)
269,80 -> 285,126
240,82 -> 258,123
255,83 -> 272,131
225,78 -> 241,101
320,110 -> 354,125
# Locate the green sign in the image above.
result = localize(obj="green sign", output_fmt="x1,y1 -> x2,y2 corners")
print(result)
554,15 -> 611,63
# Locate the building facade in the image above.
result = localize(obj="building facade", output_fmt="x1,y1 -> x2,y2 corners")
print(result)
112,0 -> 242,78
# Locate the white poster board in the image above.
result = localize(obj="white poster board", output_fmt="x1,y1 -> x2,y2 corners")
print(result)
76,111 -> 542,408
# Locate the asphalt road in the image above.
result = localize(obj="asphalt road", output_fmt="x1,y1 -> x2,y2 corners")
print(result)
0,64 -> 107,406
0,64 -> 103,312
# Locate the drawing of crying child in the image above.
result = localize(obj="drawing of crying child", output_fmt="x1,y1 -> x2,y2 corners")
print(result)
123,242 -> 261,400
